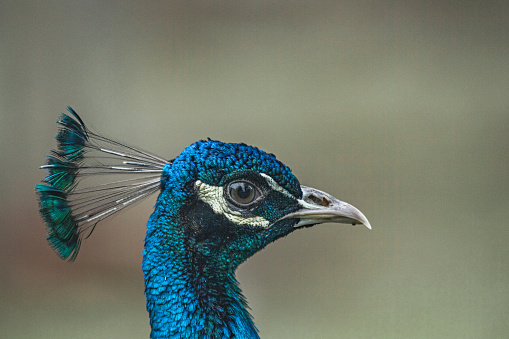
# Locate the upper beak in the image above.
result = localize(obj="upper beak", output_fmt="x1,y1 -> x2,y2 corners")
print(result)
283,185 -> 371,230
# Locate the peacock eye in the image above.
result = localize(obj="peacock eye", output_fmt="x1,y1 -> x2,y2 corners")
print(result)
227,181 -> 261,207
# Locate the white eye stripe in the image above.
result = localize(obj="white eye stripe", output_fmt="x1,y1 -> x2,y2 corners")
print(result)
195,180 -> 270,228
259,173 -> 294,199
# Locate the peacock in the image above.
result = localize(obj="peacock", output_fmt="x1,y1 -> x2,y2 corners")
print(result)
36,107 -> 371,338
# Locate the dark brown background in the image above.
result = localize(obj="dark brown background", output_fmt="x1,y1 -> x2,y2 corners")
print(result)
1,1 -> 507,338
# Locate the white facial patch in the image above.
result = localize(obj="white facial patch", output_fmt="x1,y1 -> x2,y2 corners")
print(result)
195,180 -> 270,228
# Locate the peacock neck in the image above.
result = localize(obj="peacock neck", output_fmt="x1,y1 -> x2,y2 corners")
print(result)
142,206 -> 259,339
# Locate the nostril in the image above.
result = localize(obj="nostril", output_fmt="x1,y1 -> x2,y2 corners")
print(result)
321,197 -> 331,207
306,194 -> 331,207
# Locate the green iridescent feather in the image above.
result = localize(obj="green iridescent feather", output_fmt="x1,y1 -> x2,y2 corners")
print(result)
36,184 -> 81,260
36,107 -> 88,260
36,107 -> 166,261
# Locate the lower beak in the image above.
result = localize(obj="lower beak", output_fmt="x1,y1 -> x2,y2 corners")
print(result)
283,185 -> 371,230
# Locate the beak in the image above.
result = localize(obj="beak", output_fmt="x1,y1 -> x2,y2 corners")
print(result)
283,185 -> 371,230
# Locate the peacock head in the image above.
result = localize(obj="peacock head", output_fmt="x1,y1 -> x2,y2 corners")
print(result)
155,139 -> 371,269
37,109 -> 371,338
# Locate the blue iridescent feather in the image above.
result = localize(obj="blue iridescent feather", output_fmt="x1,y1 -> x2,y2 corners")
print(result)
141,140 -> 304,338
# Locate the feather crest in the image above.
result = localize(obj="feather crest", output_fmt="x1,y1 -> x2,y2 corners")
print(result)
36,107 -> 169,261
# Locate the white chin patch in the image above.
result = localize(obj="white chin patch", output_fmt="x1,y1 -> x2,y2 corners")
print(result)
195,180 -> 270,228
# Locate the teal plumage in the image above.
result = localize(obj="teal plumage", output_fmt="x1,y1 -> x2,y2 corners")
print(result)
36,108 -> 371,338
36,108 -> 87,260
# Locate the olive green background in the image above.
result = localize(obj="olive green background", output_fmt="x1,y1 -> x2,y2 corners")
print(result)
1,2 -> 507,338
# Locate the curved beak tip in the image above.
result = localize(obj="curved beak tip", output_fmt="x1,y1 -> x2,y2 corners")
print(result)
352,209 -> 372,230
362,219 -> 372,230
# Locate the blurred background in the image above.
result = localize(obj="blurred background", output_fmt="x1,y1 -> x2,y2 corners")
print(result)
1,1 -> 507,338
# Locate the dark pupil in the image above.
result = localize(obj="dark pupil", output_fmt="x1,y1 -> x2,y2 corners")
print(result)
236,183 -> 251,199
230,182 -> 255,204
